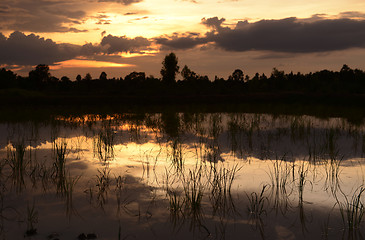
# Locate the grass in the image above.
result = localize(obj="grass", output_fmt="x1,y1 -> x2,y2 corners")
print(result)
323,153 -> 343,195
7,142 -> 27,192
337,187 -> 365,233
94,128 -> 115,163
53,140 -> 68,194
267,157 -> 293,215
25,202 -> 38,237
53,140 -> 67,178
247,185 -> 269,219
171,139 -> 184,172
95,166 -> 111,208
183,166 -> 204,213
247,185 -> 269,239
167,190 -> 184,214
209,164 -> 241,216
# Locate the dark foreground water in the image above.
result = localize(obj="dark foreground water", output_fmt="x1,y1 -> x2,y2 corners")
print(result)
0,112 -> 364,239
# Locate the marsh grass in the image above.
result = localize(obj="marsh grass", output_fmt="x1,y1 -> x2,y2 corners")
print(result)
64,173 -> 81,218
337,187 -> 365,233
7,142 -> 27,192
183,166 -> 204,213
209,164 -> 241,216
25,202 -> 38,236
297,161 -> 312,202
323,154 -> 343,195
93,125 -> 115,163
247,185 -> 269,239
171,139 -> 184,172
267,157 -> 293,215
29,161 -> 53,191
95,166 -> 111,208
247,185 -> 269,218
53,140 -> 67,178
167,189 -> 184,214
53,140 -> 68,193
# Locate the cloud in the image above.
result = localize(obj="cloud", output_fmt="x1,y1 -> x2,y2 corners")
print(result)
101,34 -> 151,53
0,0 -> 87,33
0,31 -> 152,66
155,34 -> 208,50
157,16 -> 365,53
98,0 -> 143,5
201,17 -> 226,30
0,31 -> 81,65
209,17 -> 365,52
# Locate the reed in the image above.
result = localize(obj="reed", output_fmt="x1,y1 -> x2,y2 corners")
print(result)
94,125 -> 115,163
95,166 -> 111,208
209,164 -> 241,216
25,202 -> 38,236
247,185 -> 269,219
183,166 -> 204,213
337,187 -> 365,232
7,142 -> 27,192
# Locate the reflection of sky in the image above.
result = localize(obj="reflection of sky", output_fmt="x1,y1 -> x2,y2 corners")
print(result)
0,113 -> 365,239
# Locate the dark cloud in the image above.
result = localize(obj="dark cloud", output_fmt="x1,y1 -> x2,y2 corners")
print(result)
0,31 -> 81,65
338,11 -> 365,19
201,17 -> 226,30
0,0 -> 87,33
210,17 -> 365,52
157,16 -> 365,53
0,31 -> 152,66
98,0 -> 143,5
124,12 -> 138,15
155,35 -> 208,50
101,34 -> 151,54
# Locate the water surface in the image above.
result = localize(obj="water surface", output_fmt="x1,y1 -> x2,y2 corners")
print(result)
0,112 -> 364,239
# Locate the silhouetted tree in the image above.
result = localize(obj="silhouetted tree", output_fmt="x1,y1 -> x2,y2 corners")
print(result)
61,76 -> 70,82
0,68 -> 16,89
60,76 -> 71,91
29,64 -> 50,88
161,52 -> 179,84
230,69 -> 244,82
84,73 -> 92,81
76,74 -> 82,82
181,65 -> 197,82
124,72 -> 146,84
99,71 -> 107,81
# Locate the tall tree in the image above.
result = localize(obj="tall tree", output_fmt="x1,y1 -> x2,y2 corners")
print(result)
161,52 -> 179,84
29,64 -> 50,88
99,72 -> 107,81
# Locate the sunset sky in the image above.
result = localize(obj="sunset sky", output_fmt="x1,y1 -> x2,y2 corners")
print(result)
1,0 -> 365,80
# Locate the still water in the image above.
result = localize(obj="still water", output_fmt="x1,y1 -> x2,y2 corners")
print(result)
0,112 -> 364,239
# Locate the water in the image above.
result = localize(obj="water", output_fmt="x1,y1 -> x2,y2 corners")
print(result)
0,112 -> 364,239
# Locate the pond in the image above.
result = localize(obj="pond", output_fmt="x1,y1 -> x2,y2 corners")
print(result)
0,111 -> 364,239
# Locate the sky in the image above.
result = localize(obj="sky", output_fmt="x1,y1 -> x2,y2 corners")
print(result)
1,0 -> 365,80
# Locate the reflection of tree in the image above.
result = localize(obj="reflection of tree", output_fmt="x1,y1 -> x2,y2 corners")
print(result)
161,111 -> 181,139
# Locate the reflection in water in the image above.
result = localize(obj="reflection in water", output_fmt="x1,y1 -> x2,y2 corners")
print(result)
0,112 -> 364,239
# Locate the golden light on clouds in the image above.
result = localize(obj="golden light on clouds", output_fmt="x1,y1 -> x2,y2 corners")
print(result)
51,59 -> 135,70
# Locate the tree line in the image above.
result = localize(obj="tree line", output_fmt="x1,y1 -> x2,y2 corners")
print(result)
1,52 -> 365,96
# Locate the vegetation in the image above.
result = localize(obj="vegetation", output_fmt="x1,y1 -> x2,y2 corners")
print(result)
1,53 -> 365,106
